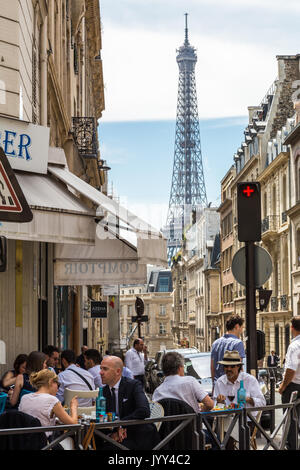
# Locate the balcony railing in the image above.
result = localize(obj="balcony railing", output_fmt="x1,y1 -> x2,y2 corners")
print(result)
271,296 -> 278,311
280,294 -> 288,310
261,215 -> 279,234
72,117 -> 98,159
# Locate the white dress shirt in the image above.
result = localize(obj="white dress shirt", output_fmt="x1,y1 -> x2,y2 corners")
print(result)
124,348 -> 145,376
284,334 -> 300,384
152,374 -> 208,414
57,364 -> 96,406
87,364 -> 103,389
213,371 -> 266,416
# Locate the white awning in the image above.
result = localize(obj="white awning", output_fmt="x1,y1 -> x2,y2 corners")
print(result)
54,234 -> 147,286
48,164 -> 167,267
0,172 -> 95,244
48,165 -> 163,237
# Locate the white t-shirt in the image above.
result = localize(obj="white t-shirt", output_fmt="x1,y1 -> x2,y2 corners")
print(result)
19,392 -> 59,436
152,374 -> 208,413
284,335 -> 300,384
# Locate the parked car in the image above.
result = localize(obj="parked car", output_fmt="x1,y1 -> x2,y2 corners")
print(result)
183,352 -> 212,395
145,347 -> 208,394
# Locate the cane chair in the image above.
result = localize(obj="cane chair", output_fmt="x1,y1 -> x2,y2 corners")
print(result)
149,401 -> 164,431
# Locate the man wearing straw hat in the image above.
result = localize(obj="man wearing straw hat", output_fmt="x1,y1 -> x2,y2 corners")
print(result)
214,350 -> 265,410
213,350 -> 266,449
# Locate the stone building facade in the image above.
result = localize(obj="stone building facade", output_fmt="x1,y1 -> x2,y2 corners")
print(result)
0,0 -> 106,372
171,208 -> 220,351
217,54 -> 300,364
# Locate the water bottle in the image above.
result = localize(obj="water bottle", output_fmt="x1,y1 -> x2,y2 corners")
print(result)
237,380 -> 246,408
96,387 -> 106,422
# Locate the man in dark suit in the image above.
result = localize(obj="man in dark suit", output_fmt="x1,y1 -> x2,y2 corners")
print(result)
100,355 -> 159,450
267,350 -> 280,368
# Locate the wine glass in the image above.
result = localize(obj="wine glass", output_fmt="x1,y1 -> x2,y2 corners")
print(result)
227,390 -> 235,404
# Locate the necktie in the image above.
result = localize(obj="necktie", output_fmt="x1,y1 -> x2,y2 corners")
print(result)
111,387 -> 116,413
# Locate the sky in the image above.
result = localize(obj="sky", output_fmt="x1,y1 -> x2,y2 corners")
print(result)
98,0 -> 300,230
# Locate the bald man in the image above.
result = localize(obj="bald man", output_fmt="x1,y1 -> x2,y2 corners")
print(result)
100,355 -> 159,450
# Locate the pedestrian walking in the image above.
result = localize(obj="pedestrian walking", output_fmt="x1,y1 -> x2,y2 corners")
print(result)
278,316 -> 300,450
124,338 -> 148,387
210,314 -> 246,388
267,350 -> 280,368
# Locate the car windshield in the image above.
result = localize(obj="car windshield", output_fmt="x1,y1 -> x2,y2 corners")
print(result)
184,355 -> 211,379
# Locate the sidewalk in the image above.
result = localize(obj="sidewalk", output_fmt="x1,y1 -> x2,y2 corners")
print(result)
256,391 -> 284,450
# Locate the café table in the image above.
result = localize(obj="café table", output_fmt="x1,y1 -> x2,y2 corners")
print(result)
200,405 -> 244,450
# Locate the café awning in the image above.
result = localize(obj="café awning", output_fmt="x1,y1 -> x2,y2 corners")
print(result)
54,228 -> 148,286
0,172 -> 95,245
48,164 -> 167,269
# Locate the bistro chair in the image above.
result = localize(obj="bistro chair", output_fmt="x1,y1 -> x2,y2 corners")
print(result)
149,401 -> 164,431
0,392 -> 7,414
64,387 -> 99,416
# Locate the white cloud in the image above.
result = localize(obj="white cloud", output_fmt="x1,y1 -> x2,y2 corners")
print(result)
101,23 -> 278,122
100,0 -> 300,122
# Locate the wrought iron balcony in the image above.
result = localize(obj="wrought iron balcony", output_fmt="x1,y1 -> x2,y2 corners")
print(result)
271,296 -> 278,311
72,117 -> 98,159
280,294 -> 288,310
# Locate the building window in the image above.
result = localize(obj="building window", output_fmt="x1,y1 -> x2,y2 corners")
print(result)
128,305 -> 133,316
158,276 -> 170,292
160,305 -> 166,316
159,323 -> 166,335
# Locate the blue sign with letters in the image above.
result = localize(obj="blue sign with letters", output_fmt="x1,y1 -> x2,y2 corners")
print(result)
0,117 -> 49,174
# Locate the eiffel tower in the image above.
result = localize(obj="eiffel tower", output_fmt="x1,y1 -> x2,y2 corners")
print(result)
164,14 -> 208,264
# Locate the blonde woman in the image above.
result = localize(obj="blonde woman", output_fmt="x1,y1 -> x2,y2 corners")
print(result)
19,369 -> 78,436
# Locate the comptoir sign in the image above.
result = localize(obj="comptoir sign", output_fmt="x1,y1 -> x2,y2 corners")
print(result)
54,260 -> 147,286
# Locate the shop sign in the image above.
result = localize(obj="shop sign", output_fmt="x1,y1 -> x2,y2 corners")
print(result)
54,259 -> 147,286
0,117 -> 49,174
91,301 -> 107,318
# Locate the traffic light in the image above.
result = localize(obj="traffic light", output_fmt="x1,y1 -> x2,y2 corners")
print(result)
135,297 -> 144,317
258,288 -> 272,311
237,182 -> 261,242
257,329 -> 265,360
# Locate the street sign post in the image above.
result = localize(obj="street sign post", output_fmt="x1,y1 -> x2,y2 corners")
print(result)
135,297 -> 145,337
237,182 -> 263,377
232,245 -> 273,288
90,301 -> 107,318
132,315 -> 148,323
